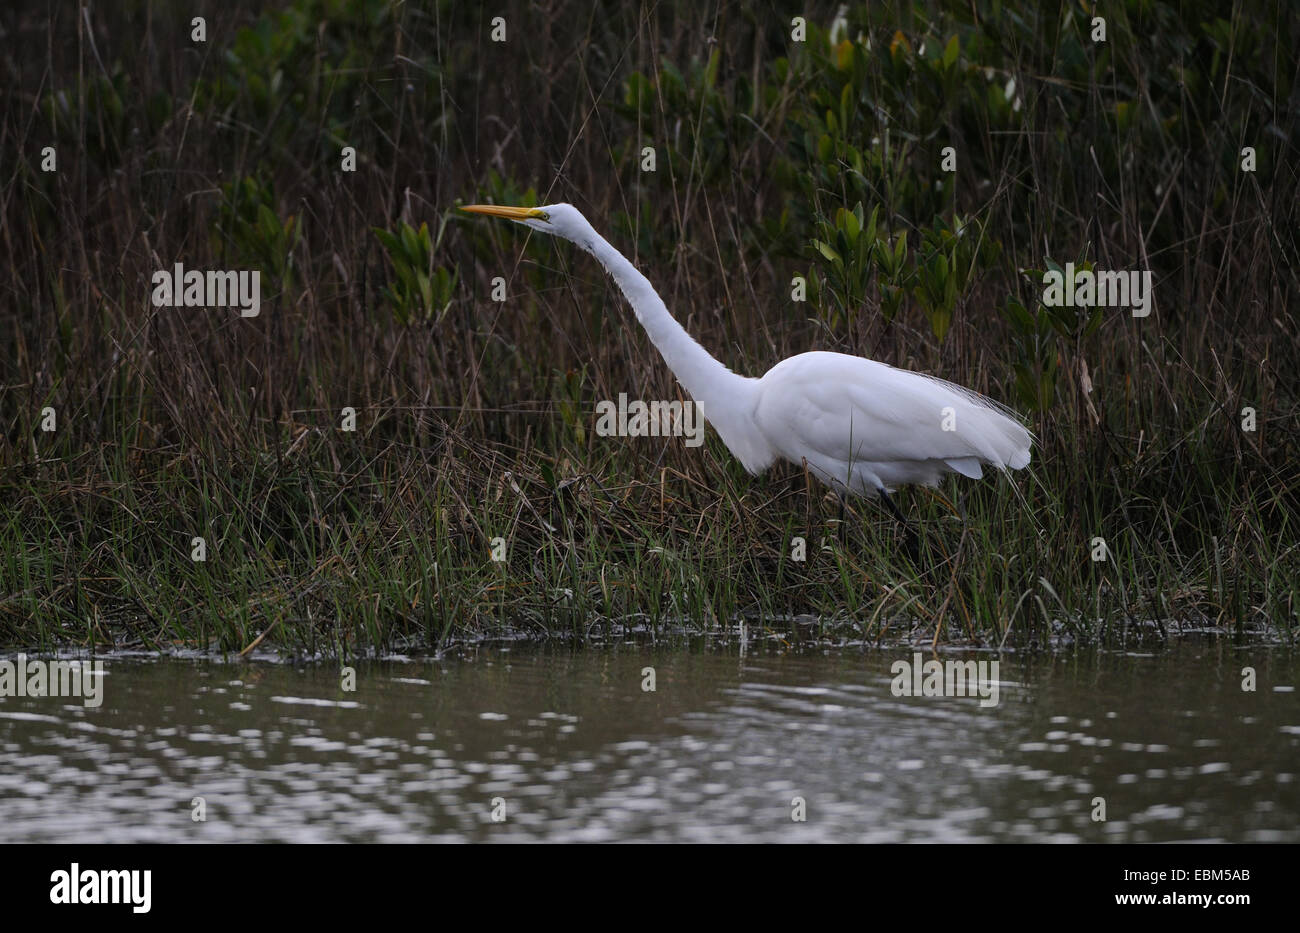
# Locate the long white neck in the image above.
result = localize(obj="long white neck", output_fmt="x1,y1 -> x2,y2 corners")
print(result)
577,227 -> 774,474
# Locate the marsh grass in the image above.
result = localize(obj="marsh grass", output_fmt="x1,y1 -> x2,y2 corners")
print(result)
1,0 -> 1297,655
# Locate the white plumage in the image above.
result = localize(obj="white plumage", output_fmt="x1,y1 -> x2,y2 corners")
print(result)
462,202 -> 1032,502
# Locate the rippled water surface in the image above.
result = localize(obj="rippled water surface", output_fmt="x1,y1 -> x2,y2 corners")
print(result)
1,641 -> 1296,842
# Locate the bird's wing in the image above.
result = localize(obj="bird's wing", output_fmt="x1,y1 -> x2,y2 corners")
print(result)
754,352 -> 1031,469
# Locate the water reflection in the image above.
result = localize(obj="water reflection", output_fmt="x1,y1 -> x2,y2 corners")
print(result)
0,642 -> 1295,841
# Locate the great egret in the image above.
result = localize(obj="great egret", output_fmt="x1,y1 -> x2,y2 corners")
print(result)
462,203 -> 1031,517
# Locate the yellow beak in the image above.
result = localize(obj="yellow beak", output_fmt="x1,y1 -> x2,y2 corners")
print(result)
461,204 -> 546,220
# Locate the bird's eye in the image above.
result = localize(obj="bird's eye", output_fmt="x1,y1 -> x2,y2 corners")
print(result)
538,211 -> 550,222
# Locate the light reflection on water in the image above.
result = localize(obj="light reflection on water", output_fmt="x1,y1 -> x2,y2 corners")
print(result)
0,642 -> 1295,842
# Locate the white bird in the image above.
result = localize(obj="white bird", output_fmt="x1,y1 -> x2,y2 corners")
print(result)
462,202 -> 1031,518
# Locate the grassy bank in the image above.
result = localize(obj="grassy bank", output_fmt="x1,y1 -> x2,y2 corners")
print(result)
2,0 -> 1297,655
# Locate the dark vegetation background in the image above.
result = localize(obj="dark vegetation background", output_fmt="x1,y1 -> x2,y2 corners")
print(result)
2,0 -> 1297,653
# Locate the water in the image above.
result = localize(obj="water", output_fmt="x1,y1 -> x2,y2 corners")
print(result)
1,640 -> 1296,842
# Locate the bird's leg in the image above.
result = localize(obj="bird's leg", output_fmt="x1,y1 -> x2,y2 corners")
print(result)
837,493 -> 848,544
876,487 -> 908,525
877,487 -> 922,564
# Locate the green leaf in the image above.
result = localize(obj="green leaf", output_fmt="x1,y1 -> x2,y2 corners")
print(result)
835,38 -> 854,71
817,133 -> 833,162
875,239 -> 894,275
837,206 -> 860,243
942,35 -> 959,69
400,224 -> 418,260
1014,364 -> 1037,409
1003,299 -> 1035,334
931,306 -> 952,341
417,272 -> 432,316
256,204 -> 279,241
